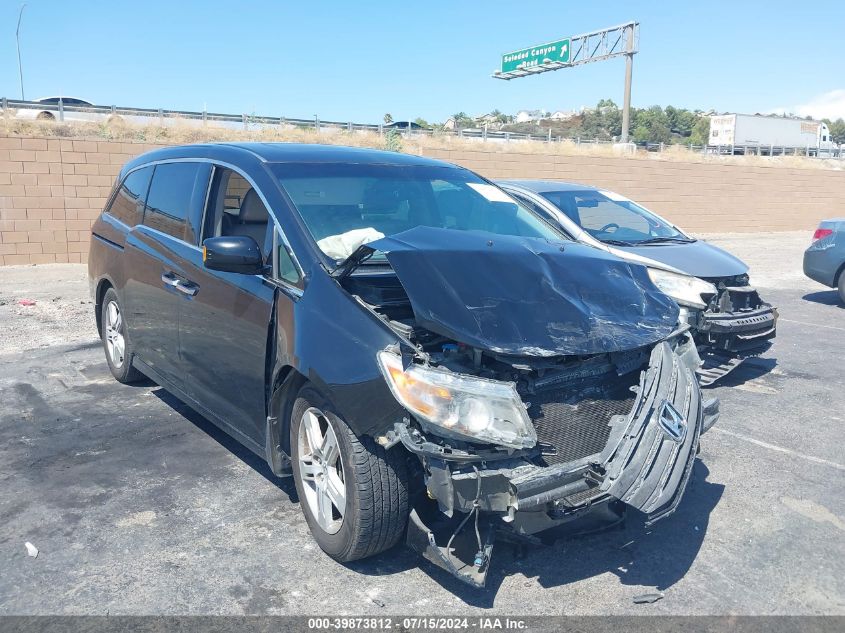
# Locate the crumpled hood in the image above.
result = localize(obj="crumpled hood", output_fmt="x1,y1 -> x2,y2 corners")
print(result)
618,240 -> 748,278
365,227 -> 679,357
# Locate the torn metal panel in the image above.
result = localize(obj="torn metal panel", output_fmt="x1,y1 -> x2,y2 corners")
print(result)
367,226 -> 680,357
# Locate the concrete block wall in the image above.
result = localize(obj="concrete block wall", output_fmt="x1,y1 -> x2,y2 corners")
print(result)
422,149 -> 845,233
2,133 -> 843,265
0,136 -> 166,265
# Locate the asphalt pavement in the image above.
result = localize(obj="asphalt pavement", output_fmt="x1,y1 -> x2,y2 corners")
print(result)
0,232 -> 842,615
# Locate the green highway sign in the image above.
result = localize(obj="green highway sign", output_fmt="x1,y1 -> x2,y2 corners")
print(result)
501,38 -> 571,73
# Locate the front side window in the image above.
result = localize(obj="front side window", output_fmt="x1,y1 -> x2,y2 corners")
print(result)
275,233 -> 301,285
144,162 -> 207,240
107,166 -> 152,227
271,163 -> 562,262
203,167 -> 273,261
541,190 -> 691,245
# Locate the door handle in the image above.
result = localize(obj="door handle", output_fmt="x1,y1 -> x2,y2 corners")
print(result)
162,271 -> 199,297
174,281 -> 199,297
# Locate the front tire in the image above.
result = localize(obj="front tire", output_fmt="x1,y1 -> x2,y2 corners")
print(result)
100,287 -> 143,384
838,271 -> 845,305
290,385 -> 409,562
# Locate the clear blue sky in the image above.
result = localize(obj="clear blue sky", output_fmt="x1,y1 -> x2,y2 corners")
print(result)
2,0 -> 844,122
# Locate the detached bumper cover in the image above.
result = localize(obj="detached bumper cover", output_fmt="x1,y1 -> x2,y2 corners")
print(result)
405,341 -> 711,586
694,285 -> 778,385
700,302 -> 778,353
599,342 -> 701,522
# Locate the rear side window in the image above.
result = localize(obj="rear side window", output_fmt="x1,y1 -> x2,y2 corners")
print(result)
144,163 -> 207,240
106,166 -> 152,227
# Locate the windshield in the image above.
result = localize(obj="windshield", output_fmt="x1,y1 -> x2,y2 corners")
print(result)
271,163 -> 565,262
541,189 -> 692,245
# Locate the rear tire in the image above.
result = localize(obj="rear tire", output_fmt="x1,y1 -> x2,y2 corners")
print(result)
290,385 -> 409,562
100,287 -> 143,384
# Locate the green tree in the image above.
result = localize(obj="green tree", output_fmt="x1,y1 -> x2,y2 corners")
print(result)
689,116 -> 711,146
452,112 -> 473,129
665,106 -> 697,137
824,118 -> 845,144
383,113 -> 393,124
489,109 -> 512,124
383,128 -> 402,152
632,124 -> 652,144
632,106 -> 672,144
413,117 -> 429,128
597,101 -> 622,138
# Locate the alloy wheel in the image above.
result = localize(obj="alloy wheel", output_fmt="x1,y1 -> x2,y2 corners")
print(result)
297,407 -> 346,534
104,301 -> 125,368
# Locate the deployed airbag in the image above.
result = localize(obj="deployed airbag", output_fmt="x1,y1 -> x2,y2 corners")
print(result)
366,227 -> 679,356
318,227 -> 385,260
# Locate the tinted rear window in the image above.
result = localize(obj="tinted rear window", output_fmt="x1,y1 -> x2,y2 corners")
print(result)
106,166 -> 152,227
144,163 -> 206,240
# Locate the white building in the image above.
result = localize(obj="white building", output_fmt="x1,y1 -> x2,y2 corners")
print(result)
515,109 -> 545,123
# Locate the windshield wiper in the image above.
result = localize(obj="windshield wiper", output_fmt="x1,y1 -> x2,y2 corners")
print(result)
636,236 -> 696,245
600,238 -> 635,246
330,244 -> 376,279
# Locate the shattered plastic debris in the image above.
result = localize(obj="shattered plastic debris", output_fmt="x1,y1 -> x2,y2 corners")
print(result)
25,542 -> 39,558
17,299 -> 37,307
633,592 -> 664,604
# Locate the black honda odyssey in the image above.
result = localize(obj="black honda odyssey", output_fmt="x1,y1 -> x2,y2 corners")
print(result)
88,143 -> 718,587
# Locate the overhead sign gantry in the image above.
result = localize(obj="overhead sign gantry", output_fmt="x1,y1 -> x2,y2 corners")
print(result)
493,22 -> 640,142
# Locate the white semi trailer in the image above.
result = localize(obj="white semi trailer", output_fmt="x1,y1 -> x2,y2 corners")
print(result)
709,114 -> 835,155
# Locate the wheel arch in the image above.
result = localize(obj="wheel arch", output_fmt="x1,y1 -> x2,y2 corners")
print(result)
835,261 -> 845,288
94,277 -> 115,335
265,365 -> 308,476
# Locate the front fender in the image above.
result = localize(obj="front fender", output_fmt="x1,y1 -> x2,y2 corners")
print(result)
272,269 -> 406,442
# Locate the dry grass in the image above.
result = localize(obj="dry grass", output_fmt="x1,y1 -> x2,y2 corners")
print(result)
1,113 -> 842,171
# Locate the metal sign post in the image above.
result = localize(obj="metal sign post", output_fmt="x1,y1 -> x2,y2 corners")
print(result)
493,22 -> 639,142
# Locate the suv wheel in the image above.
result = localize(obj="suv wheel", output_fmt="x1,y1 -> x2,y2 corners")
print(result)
290,385 -> 409,562
100,287 -> 143,383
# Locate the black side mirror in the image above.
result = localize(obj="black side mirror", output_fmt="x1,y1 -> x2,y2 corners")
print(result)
202,236 -> 264,274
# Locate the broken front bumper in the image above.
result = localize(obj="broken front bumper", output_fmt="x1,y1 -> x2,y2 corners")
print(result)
404,340 -> 716,587
693,286 -> 778,385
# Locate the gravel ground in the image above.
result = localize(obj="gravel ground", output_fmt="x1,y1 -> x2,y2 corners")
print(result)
0,231 -> 843,616
0,264 -> 93,355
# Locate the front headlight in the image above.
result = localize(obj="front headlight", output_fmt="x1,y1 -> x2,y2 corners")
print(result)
647,268 -> 716,309
377,351 -> 536,450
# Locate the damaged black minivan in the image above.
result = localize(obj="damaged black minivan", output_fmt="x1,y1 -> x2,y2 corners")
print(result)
88,143 -> 719,587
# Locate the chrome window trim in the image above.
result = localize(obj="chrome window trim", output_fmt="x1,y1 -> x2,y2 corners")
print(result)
139,225 -> 202,252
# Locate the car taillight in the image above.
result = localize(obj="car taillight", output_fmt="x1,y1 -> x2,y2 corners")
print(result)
812,228 -> 833,242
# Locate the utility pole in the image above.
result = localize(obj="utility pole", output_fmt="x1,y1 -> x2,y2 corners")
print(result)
16,4 -> 27,100
620,22 -> 635,143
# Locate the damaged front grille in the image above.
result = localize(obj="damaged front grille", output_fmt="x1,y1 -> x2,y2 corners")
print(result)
527,373 -> 638,466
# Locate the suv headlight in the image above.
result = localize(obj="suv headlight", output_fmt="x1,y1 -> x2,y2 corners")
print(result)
647,268 -> 716,309
377,351 -> 536,450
